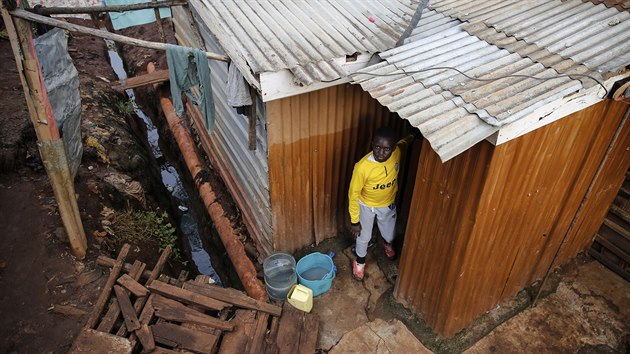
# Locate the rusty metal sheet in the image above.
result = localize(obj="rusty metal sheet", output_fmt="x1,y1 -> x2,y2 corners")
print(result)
173,8 -> 274,255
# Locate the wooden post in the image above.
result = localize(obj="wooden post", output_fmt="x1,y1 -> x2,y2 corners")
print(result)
1,5 -> 87,259
248,86 -> 257,151
152,0 -> 167,43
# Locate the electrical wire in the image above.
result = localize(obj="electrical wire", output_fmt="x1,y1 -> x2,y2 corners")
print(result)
343,66 -> 611,99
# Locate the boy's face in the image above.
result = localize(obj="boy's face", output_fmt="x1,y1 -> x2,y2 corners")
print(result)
372,136 -> 395,162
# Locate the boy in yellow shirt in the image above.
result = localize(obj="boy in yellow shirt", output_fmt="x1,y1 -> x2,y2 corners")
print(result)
348,127 -> 413,281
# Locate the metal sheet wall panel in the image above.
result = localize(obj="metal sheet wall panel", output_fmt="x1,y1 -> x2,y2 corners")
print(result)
267,84 -> 407,253
556,103 -> 630,264
396,100 -> 627,336
173,8 -> 274,255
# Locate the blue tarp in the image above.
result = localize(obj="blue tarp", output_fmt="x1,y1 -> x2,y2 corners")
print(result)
104,0 -> 171,30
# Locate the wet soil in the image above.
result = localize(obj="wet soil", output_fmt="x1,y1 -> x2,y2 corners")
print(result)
0,18 -> 176,352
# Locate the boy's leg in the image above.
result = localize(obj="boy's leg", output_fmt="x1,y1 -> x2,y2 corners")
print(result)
355,203 -> 376,259
376,204 -> 397,244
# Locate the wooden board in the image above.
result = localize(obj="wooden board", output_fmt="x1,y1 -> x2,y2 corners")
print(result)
69,328 -> 133,354
148,281 -> 229,311
247,313 -> 269,354
135,323 -> 155,353
152,294 -> 234,331
85,244 -> 130,329
151,322 -> 218,354
117,274 -> 150,297
275,303 -> 319,354
97,261 -> 145,333
218,310 -> 257,354
112,69 -> 169,91
114,285 -> 141,331
183,281 -> 281,316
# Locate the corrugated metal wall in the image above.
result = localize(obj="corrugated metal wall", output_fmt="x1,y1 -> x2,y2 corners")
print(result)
266,83 -> 408,253
556,102 -> 630,264
173,7 -> 274,255
396,100 -> 629,337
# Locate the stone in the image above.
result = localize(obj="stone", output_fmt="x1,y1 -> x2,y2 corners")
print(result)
329,318 -> 433,354
53,227 -> 68,242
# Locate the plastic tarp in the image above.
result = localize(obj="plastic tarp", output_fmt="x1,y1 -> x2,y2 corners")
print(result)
104,0 -> 171,30
34,28 -> 82,177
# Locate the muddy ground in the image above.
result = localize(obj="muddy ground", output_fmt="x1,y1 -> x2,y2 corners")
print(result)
0,18 -> 192,352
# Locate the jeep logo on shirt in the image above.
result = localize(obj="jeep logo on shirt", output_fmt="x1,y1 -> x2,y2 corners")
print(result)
373,178 -> 396,190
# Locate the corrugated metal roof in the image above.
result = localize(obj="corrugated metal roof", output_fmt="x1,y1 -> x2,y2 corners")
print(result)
188,0 -> 419,86
430,0 -> 630,74
580,0 -> 630,12
353,1 -> 630,162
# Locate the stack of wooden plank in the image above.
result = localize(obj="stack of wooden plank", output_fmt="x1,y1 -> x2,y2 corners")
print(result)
590,169 -> 630,282
69,244 -> 320,353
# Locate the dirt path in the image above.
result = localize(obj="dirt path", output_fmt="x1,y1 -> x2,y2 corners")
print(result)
0,172 -> 102,352
0,18 -> 168,352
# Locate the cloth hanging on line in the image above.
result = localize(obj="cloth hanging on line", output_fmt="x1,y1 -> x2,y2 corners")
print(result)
227,62 -> 252,109
166,44 -> 215,132
104,0 -> 171,30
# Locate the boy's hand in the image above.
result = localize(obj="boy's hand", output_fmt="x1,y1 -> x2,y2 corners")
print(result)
350,223 -> 361,239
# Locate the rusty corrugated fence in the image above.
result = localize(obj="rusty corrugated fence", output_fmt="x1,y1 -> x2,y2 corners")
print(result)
396,100 -> 629,336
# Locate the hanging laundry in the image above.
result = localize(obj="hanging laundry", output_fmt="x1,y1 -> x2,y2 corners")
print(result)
227,62 -> 252,109
166,44 -> 215,132
104,0 -> 171,30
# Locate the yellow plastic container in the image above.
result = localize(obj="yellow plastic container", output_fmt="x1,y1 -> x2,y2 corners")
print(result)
287,284 -> 313,313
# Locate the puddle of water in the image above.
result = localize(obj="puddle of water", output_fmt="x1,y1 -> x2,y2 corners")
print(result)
104,38 -> 222,285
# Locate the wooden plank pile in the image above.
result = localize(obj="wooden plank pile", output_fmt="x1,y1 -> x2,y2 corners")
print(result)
590,169 -> 630,281
69,244 -> 320,353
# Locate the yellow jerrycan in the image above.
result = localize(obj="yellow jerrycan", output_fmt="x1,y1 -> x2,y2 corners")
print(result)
287,284 -> 313,313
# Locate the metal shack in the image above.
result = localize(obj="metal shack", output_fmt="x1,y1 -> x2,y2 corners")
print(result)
172,0 -> 630,337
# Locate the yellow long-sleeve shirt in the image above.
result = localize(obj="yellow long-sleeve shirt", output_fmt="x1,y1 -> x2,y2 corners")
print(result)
348,136 -> 412,223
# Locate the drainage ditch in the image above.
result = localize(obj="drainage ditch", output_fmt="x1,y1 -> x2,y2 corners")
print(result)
104,38 -> 224,285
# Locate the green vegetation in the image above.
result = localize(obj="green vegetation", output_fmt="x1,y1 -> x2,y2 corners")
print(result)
111,209 -> 187,265
114,100 -> 134,118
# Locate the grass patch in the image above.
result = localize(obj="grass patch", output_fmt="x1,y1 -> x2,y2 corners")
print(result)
111,209 -> 186,265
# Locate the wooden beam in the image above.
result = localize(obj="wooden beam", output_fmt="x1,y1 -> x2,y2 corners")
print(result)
152,0 -> 166,44
97,255 -> 152,279
148,281 -> 230,311
85,244 -> 131,329
9,9 -> 230,62
183,281 -> 281,317
28,0 -> 188,15
152,295 -> 235,331
117,274 -> 150,297
248,86 -> 257,150
151,322 -> 218,353
113,285 -> 141,331
135,324 -> 156,353
1,6 -> 87,259
112,69 -> 170,91
97,260 -> 146,333
118,247 -> 171,338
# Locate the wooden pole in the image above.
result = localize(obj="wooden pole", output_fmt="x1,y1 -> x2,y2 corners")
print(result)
9,8 -> 230,62
152,0 -> 167,43
1,5 -> 87,259
27,0 -> 188,15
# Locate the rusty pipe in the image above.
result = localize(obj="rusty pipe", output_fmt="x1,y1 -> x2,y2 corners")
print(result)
155,93 -> 267,301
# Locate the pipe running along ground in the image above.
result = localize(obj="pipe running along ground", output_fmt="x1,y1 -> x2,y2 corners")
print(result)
151,71 -> 267,301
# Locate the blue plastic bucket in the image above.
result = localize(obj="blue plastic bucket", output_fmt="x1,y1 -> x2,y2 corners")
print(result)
296,252 -> 335,297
